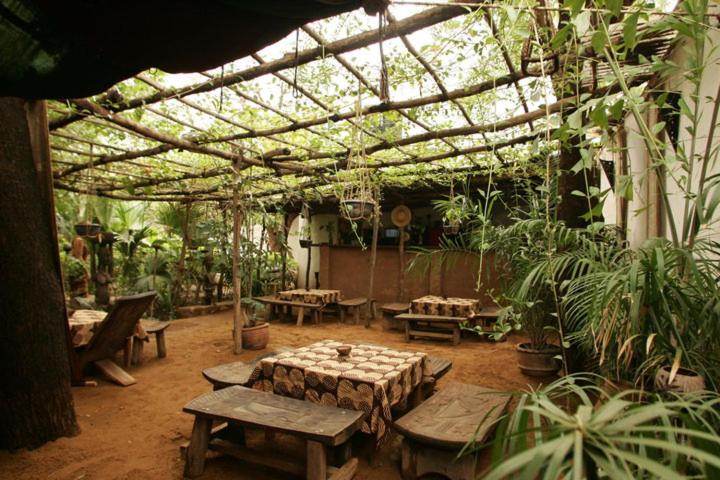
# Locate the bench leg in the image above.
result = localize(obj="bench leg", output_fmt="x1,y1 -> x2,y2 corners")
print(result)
306,440 -> 327,480
405,321 -> 411,342
132,336 -> 144,365
401,438 -> 418,480
339,307 -> 346,324
354,307 -> 360,325
296,307 -> 305,326
184,416 -> 212,478
333,441 -> 352,467
156,330 -> 167,358
264,304 -> 273,322
452,325 -> 461,346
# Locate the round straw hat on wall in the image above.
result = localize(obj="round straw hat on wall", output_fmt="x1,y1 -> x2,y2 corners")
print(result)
391,205 -> 412,228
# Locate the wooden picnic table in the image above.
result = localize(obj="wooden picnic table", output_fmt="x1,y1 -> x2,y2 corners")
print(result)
277,289 -> 341,305
411,295 -> 481,318
247,339 -> 432,443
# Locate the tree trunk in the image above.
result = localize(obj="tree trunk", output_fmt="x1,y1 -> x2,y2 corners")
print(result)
0,98 -> 79,449
232,174 -> 244,354
365,201 -> 381,326
556,141 -> 600,228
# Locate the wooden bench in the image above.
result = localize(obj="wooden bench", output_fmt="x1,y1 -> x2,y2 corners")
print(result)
182,386 -> 363,480
379,302 -> 411,331
337,297 -> 367,324
202,349 -> 290,390
394,382 -> 510,480
470,306 -> 502,329
255,295 -> 324,326
422,357 -> 453,397
395,313 -> 464,345
131,319 -> 170,365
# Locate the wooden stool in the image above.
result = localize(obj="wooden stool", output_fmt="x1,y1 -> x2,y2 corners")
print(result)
380,302 -> 411,331
394,382 -> 510,480
337,297 -> 368,324
132,319 -> 170,364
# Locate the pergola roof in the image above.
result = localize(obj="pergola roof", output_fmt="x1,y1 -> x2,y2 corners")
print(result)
45,2 -> 675,208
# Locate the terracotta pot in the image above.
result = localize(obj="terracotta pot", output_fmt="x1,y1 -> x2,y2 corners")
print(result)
516,343 -> 562,377
655,365 -> 705,393
241,322 -> 270,350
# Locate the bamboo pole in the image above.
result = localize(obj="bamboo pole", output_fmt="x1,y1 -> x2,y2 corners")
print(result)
232,164 -> 245,354
398,225 -> 405,301
366,199 -> 381,326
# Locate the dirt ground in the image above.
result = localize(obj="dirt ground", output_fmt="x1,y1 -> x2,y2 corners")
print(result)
0,310 -> 542,480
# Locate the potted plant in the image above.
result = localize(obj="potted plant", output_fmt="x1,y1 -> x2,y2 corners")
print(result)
432,195 -> 466,235
62,253 -> 89,297
340,198 -> 375,221
511,301 -> 562,377
240,298 -> 269,350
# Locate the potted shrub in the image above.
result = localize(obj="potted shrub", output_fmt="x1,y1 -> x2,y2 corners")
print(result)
512,301 -> 562,377
240,298 -> 269,350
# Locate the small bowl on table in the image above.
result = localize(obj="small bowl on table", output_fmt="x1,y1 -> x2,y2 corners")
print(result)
336,345 -> 352,358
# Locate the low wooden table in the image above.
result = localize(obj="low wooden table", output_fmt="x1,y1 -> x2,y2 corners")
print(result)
396,313 -> 464,345
182,386 -> 363,480
394,382 -> 510,480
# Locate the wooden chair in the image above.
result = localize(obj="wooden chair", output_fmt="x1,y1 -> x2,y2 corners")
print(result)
70,291 -> 156,387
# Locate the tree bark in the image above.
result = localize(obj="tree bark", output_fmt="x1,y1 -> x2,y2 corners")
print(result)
365,201 -> 381,326
0,98 -> 79,449
232,170 -> 244,354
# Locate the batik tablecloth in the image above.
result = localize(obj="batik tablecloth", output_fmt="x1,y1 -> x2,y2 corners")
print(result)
277,289 -> 341,305
411,295 -> 481,318
248,340 -> 432,442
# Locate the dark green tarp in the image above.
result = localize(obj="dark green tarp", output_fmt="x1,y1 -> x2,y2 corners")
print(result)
0,0 -> 374,98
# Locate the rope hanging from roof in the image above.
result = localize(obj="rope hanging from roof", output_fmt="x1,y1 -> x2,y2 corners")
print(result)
338,84 -> 377,221
521,0 -> 559,76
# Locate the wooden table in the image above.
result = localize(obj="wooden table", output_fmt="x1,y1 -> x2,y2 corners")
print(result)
68,309 -> 106,347
278,289 -> 341,305
411,295 -> 481,318
247,340 -> 432,443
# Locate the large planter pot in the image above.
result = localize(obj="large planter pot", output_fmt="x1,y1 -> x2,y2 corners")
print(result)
655,365 -> 705,393
242,322 -> 270,350
74,222 -> 102,237
516,343 -> 562,377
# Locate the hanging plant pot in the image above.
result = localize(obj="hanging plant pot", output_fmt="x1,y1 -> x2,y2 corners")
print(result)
654,365 -> 705,393
516,343 -> 562,377
443,222 -> 460,235
74,221 -> 102,237
340,199 -> 375,221
242,322 -> 270,350
299,239 -> 312,248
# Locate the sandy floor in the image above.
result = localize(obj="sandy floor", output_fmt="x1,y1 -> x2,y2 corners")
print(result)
1,310 -> 541,479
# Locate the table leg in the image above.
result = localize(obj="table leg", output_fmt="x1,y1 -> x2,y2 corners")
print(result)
452,325 -> 461,346
184,416 -> 212,478
306,440 -> 327,480
405,321 -> 411,342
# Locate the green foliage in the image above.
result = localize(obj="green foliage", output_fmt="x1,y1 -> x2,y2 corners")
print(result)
476,374 -> 720,479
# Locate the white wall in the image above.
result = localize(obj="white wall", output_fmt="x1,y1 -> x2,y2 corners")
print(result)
289,213 -> 338,289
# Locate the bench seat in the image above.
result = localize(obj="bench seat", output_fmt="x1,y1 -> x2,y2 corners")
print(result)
394,382 -> 509,480
395,313 -> 465,345
182,385 -> 363,480
202,348 -> 290,390
255,295 -> 324,326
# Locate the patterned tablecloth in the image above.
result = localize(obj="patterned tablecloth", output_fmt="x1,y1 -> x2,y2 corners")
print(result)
277,289 -> 341,305
411,295 -> 481,318
248,340 -> 432,442
68,309 -> 106,346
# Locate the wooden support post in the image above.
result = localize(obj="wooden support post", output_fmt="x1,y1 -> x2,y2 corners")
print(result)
156,330 -> 167,358
366,200 -> 381,327
281,212 -> 289,291
232,162 -> 245,354
398,225 -> 406,301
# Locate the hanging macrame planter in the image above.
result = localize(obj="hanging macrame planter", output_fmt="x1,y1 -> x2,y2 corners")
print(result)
74,221 -> 102,237
442,176 -> 464,235
338,89 -> 378,222
520,6 -> 559,77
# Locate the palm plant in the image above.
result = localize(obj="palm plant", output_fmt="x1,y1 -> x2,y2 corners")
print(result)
475,374 -> 720,479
